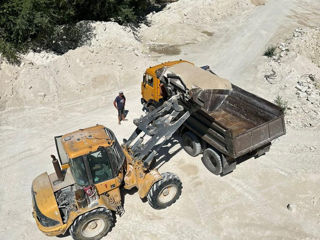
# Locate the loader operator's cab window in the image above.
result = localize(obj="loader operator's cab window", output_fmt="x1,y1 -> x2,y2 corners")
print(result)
88,149 -> 115,184
70,157 -> 90,186
70,146 -> 122,186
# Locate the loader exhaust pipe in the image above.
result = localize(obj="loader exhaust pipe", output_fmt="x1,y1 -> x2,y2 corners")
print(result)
51,155 -> 64,181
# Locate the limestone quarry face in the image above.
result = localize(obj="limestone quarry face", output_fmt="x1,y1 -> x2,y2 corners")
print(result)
0,22 -> 152,110
258,27 -> 320,128
0,0 -> 256,111
139,0 -> 254,46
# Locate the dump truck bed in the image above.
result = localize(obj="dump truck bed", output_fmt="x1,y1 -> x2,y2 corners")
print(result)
184,84 -> 286,159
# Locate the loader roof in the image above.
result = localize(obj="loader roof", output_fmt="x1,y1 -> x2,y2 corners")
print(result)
167,62 -> 232,90
61,125 -> 114,159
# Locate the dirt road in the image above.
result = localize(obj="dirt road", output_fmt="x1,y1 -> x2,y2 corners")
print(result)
175,0 -> 320,85
1,0 -> 320,239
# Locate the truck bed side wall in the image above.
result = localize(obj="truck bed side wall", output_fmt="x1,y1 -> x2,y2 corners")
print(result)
184,85 -> 285,159
231,85 -> 286,157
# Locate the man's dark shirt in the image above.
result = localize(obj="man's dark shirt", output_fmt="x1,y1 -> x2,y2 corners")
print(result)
115,96 -> 126,110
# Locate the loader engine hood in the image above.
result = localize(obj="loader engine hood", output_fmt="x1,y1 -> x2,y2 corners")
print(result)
32,172 -> 62,227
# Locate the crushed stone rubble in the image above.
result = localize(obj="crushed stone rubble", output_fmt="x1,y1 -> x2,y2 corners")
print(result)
261,27 -> 320,128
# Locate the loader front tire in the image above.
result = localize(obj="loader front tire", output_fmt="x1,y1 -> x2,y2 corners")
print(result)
202,148 -> 223,175
181,131 -> 202,157
147,172 -> 182,210
70,208 -> 115,240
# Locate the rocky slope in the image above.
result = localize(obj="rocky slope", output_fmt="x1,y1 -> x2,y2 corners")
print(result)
258,27 -> 320,128
0,0 -> 258,111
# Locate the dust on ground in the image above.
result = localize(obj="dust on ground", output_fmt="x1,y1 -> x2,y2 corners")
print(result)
1,0 -> 320,239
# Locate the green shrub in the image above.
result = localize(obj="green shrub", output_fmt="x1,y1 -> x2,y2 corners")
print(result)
0,39 -> 21,64
274,95 -> 288,114
0,0 -> 160,64
264,45 -> 277,58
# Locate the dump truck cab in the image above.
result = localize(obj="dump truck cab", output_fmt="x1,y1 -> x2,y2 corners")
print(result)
141,60 -> 189,108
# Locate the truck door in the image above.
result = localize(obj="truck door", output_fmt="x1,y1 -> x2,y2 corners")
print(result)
142,73 -> 156,102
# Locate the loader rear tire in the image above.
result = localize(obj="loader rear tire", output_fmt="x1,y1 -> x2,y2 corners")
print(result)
202,148 -> 222,175
70,208 -> 115,240
147,172 -> 182,210
181,131 -> 202,157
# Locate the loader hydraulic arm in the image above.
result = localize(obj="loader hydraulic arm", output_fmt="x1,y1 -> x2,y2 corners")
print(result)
124,94 -> 190,168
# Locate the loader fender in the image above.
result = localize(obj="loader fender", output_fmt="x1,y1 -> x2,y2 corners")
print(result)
137,169 -> 162,199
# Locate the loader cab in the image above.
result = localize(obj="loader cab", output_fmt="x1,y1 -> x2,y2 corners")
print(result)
55,125 -> 125,194
69,146 -> 121,186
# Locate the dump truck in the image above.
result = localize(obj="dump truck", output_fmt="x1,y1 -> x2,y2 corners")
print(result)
141,60 -> 286,175
32,96 -> 190,240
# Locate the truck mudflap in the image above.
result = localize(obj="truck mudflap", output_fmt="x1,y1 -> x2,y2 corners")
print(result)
221,155 -> 236,176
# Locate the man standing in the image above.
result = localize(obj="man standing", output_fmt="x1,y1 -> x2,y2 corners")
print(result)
113,91 -> 126,124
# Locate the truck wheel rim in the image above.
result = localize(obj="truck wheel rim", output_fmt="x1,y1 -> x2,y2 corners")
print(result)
208,154 -> 217,167
158,184 -> 178,204
81,218 -> 106,238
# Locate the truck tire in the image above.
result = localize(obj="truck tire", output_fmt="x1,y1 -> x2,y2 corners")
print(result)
147,172 -> 182,210
70,208 -> 115,240
181,131 -> 202,157
202,148 -> 223,175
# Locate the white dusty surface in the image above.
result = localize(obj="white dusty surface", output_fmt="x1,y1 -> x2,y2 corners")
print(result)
1,0 -> 320,239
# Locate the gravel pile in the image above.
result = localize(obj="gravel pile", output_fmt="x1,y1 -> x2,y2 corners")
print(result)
259,27 -> 320,128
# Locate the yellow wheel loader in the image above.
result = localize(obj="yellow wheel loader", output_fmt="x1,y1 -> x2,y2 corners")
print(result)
32,95 -> 190,240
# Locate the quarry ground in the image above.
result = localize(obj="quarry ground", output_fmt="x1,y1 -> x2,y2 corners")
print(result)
1,0 -> 320,239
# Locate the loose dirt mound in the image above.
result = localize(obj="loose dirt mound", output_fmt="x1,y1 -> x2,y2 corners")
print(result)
0,0 -> 259,112
251,0 -> 267,6
0,22 -> 151,111
140,0 -> 255,47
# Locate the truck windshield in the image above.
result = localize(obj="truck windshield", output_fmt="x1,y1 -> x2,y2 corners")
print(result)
69,157 -> 89,186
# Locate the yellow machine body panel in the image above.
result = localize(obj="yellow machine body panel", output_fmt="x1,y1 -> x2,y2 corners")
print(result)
32,173 -> 62,223
95,168 -> 124,195
32,170 -> 122,236
122,148 -> 162,198
32,172 -> 64,235
61,125 -> 113,159
141,60 -> 190,103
